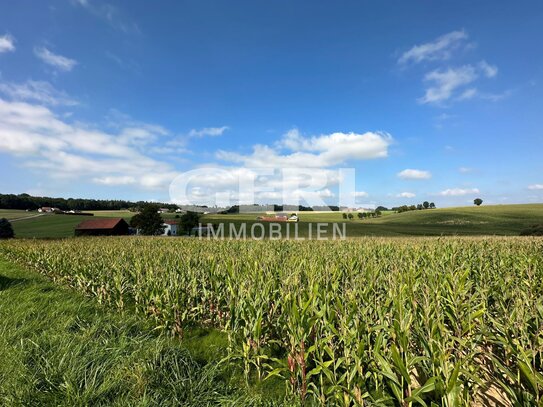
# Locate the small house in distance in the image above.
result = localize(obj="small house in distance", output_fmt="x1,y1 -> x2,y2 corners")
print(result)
162,220 -> 179,236
75,218 -> 129,236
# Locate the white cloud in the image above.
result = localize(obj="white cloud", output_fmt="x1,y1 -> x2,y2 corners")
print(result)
419,65 -> 478,104
396,192 -> 416,198
528,184 -> 543,190
72,0 -> 140,34
0,97 -> 177,189
398,30 -> 468,65
439,187 -> 480,196
479,60 -> 498,78
397,169 -> 432,180
459,167 -> 473,173
419,62 -> 500,105
93,175 -> 136,185
188,126 -> 229,138
0,80 -> 78,106
458,88 -> 478,100
354,191 -> 369,198
34,47 -> 77,71
218,129 -> 392,168
0,34 -> 15,53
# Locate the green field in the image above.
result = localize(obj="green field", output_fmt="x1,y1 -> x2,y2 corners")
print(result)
0,258 -> 276,406
202,203 -> 543,237
2,203 -> 542,238
1,237 -> 542,405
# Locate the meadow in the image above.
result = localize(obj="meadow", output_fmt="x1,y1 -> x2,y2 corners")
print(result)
3,204 -> 542,239
203,204 -> 543,237
1,236 -> 542,405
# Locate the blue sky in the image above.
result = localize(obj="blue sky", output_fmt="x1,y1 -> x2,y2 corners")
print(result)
0,0 -> 542,207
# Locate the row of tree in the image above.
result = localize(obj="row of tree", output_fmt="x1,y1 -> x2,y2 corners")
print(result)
0,193 -> 180,212
342,210 -> 382,220
393,201 -> 436,213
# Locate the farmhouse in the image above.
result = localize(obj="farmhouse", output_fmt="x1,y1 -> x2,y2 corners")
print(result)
162,220 -> 179,236
257,212 -> 299,222
74,218 -> 129,236
38,207 -> 60,213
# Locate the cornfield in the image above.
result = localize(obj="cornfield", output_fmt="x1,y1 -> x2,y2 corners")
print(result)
1,237 -> 542,406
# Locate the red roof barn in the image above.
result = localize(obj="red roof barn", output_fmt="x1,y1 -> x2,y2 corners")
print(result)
74,218 -> 129,236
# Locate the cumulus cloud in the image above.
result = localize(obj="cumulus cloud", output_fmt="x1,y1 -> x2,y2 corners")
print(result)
170,128 -> 391,207
528,184 -> 543,190
396,192 -> 416,198
0,34 -> 15,53
34,47 -> 77,71
398,30 -> 468,65
218,129 -> 392,168
0,97 -> 177,189
397,169 -> 431,180
439,187 -> 480,196
0,80 -> 78,106
169,166 -> 343,207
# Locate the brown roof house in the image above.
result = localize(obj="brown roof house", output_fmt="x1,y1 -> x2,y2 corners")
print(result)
75,218 -> 129,236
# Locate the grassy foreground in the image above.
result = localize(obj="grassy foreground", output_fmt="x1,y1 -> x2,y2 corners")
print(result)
0,258 -> 283,406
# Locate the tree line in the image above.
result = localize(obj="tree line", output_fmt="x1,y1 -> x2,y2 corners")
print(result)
393,201 -> 436,213
0,193 -> 178,211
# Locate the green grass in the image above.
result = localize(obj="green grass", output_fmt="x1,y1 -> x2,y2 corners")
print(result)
0,258 -> 285,406
6,203 -> 543,238
11,214 -> 97,238
0,209 -> 37,220
202,203 -> 543,237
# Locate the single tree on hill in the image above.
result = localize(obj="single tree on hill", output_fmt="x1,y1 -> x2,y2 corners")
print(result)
0,218 -> 14,239
423,201 -> 429,209
347,213 -> 354,220
474,198 -> 483,206
429,202 -> 436,209
179,211 -> 201,235
342,213 -> 347,219
130,204 -> 165,235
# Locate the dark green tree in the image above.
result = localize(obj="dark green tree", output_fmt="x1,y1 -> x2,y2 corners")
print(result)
474,198 -> 483,206
130,204 -> 165,235
357,212 -> 363,219
0,218 -> 14,239
342,213 -> 347,219
429,202 -> 436,209
423,201 -> 429,209
347,213 -> 354,220
179,211 -> 201,235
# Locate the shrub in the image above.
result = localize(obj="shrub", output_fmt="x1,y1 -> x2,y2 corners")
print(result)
0,218 -> 14,239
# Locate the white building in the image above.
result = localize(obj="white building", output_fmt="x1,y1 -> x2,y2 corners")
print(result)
162,220 -> 179,236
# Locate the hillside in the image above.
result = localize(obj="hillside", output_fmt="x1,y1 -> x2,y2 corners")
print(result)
2,204 -> 542,238
202,203 -> 543,237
